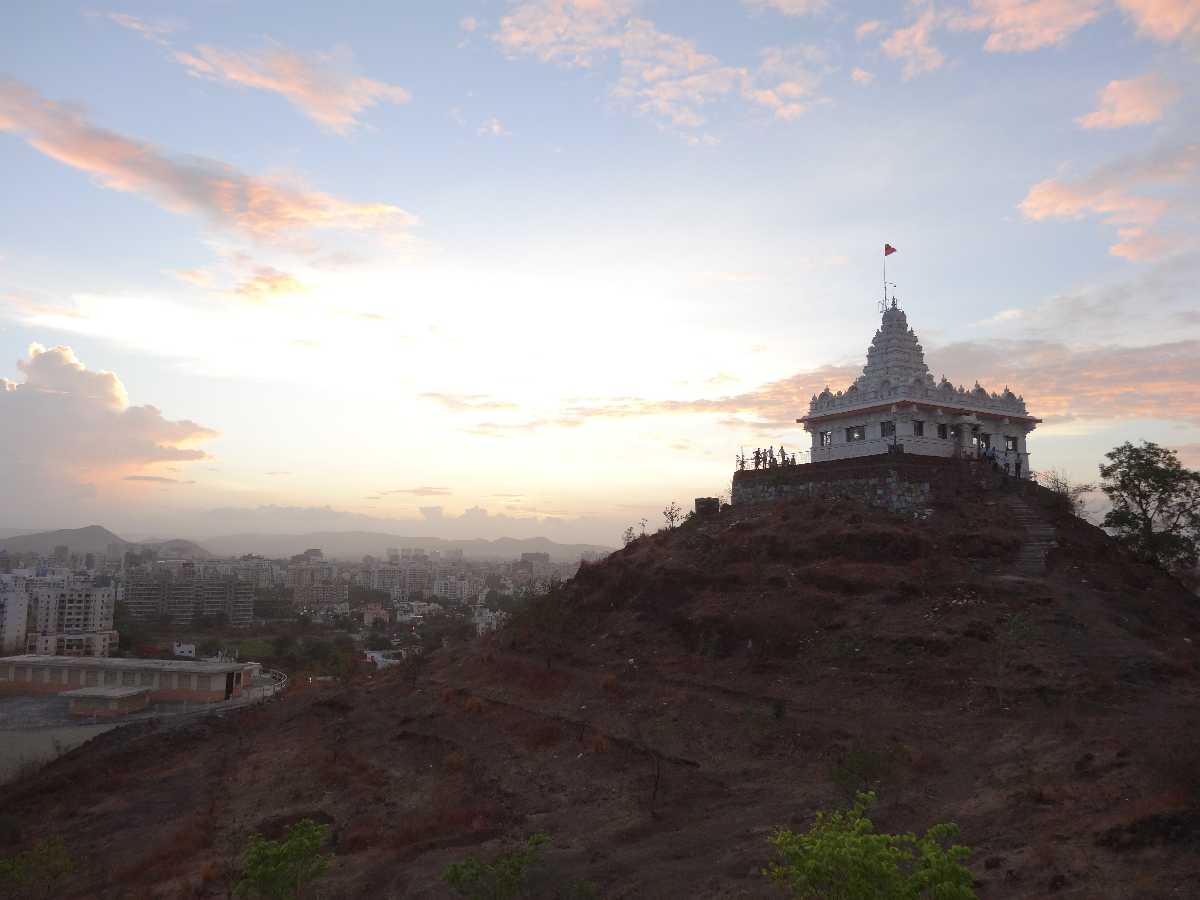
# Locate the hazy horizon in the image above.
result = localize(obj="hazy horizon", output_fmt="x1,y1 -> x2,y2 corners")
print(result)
3,1 -> 1198,547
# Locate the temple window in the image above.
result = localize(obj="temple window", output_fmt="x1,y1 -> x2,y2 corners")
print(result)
937,423 -> 948,439
880,421 -> 896,438
819,431 -> 832,448
845,425 -> 866,442
1005,436 -> 1018,452
950,425 -> 962,441
980,432 -> 991,448
912,420 -> 924,436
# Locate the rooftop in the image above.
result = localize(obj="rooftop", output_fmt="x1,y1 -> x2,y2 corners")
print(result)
0,655 -> 247,674
61,686 -> 150,699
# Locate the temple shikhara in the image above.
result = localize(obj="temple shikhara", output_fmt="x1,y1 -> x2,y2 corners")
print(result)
798,299 -> 1040,477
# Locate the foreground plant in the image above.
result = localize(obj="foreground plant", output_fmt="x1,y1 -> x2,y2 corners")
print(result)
0,838 -> 73,900
444,833 -> 548,900
235,819 -> 331,899
765,792 -> 975,900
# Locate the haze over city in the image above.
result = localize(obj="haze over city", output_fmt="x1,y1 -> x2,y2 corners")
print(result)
3,0 -> 1198,545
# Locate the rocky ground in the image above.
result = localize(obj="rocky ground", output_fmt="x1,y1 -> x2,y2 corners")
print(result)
4,474 -> 1199,898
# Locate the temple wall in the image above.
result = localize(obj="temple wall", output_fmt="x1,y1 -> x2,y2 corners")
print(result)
731,456 -> 961,514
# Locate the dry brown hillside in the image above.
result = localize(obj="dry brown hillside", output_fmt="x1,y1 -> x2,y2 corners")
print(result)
5,478 -> 1200,899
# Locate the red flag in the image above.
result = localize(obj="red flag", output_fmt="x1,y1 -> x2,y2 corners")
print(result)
884,243 -> 898,256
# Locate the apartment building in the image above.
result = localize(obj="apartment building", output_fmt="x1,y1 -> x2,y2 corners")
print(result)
121,571 -> 254,627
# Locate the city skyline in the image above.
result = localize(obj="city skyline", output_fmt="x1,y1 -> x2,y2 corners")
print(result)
3,0 -> 1199,544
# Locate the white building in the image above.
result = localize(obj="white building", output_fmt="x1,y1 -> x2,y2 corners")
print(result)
800,301 -> 1040,477
0,581 -> 29,655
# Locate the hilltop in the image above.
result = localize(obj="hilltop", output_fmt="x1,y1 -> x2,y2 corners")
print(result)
3,473 -> 1199,898
0,526 -> 212,560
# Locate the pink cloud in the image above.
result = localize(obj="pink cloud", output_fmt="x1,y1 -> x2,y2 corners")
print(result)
0,78 -> 413,243
856,19 -> 885,40
882,9 -> 946,79
953,0 -> 1104,52
494,1 -> 827,129
174,43 -> 410,134
1117,0 -> 1200,42
229,266 -> 308,302
851,67 -> 875,85
1020,143 -> 1199,261
1076,74 -> 1180,129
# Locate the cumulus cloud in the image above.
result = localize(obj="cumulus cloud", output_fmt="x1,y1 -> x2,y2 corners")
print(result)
494,0 -> 828,129
173,43 -> 410,134
1020,142 -> 1199,261
1117,0 -> 1200,42
0,78 -> 414,243
0,344 -> 216,517
1076,74 -> 1180,129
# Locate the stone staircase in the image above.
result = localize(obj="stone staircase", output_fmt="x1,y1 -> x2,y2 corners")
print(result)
1004,495 -> 1057,576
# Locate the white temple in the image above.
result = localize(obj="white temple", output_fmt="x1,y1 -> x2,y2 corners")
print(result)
798,300 -> 1040,477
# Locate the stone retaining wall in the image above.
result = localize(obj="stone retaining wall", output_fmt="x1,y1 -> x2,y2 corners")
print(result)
731,455 -> 963,514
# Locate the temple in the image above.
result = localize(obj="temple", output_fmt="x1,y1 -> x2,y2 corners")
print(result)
797,300 -> 1040,478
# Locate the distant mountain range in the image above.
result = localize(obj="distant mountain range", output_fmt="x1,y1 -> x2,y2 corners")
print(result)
198,531 -> 613,561
0,526 -> 212,560
0,526 -> 612,562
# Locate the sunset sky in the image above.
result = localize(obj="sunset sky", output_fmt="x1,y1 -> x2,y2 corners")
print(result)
2,0 -> 1198,545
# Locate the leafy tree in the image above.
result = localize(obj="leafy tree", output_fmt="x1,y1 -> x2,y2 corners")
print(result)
1100,441 -> 1200,575
235,819 -> 331,899
621,526 -> 636,547
444,833 -> 548,900
0,837 -> 74,900
1038,468 -> 1096,518
765,792 -> 975,900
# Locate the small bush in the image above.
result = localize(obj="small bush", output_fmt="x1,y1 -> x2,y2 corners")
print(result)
765,792 -> 975,900
235,819 -> 331,899
444,833 -> 547,900
831,744 -> 894,802
0,837 -> 74,900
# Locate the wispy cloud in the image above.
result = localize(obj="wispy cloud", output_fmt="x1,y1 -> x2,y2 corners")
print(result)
1020,142 -> 1199,261
742,0 -> 829,16
167,268 -> 213,287
381,486 -> 453,496
1076,74 -> 1180,129
420,392 -> 520,412
100,11 -> 177,46
478,116 -> 511,137
173,42 -> 411,134
123,474 -> 193,484
952,0 -> 1105,52
229,266 -> 308,302
882,8 -> 945,79
494,0 -> 829,130
0,78 -> 415,243
851,67 -> 875,85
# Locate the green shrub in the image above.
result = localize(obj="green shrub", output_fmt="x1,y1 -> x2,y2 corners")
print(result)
444,833 -> 548,900
830,743 -> 894,801
235,819 -> 331,899
0,837 -> 73,900
765,792 -> 975,900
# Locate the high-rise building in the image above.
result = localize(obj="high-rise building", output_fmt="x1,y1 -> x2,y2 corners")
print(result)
121,572 -> 254,628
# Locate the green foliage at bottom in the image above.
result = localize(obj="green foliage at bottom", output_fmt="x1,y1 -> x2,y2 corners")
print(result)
235,819 -> 331,899
444,833 -> 549,900
765,792 -> 975,900
0,838 -> 74,900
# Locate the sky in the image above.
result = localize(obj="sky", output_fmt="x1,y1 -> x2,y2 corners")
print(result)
1,0 -> 1198,546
